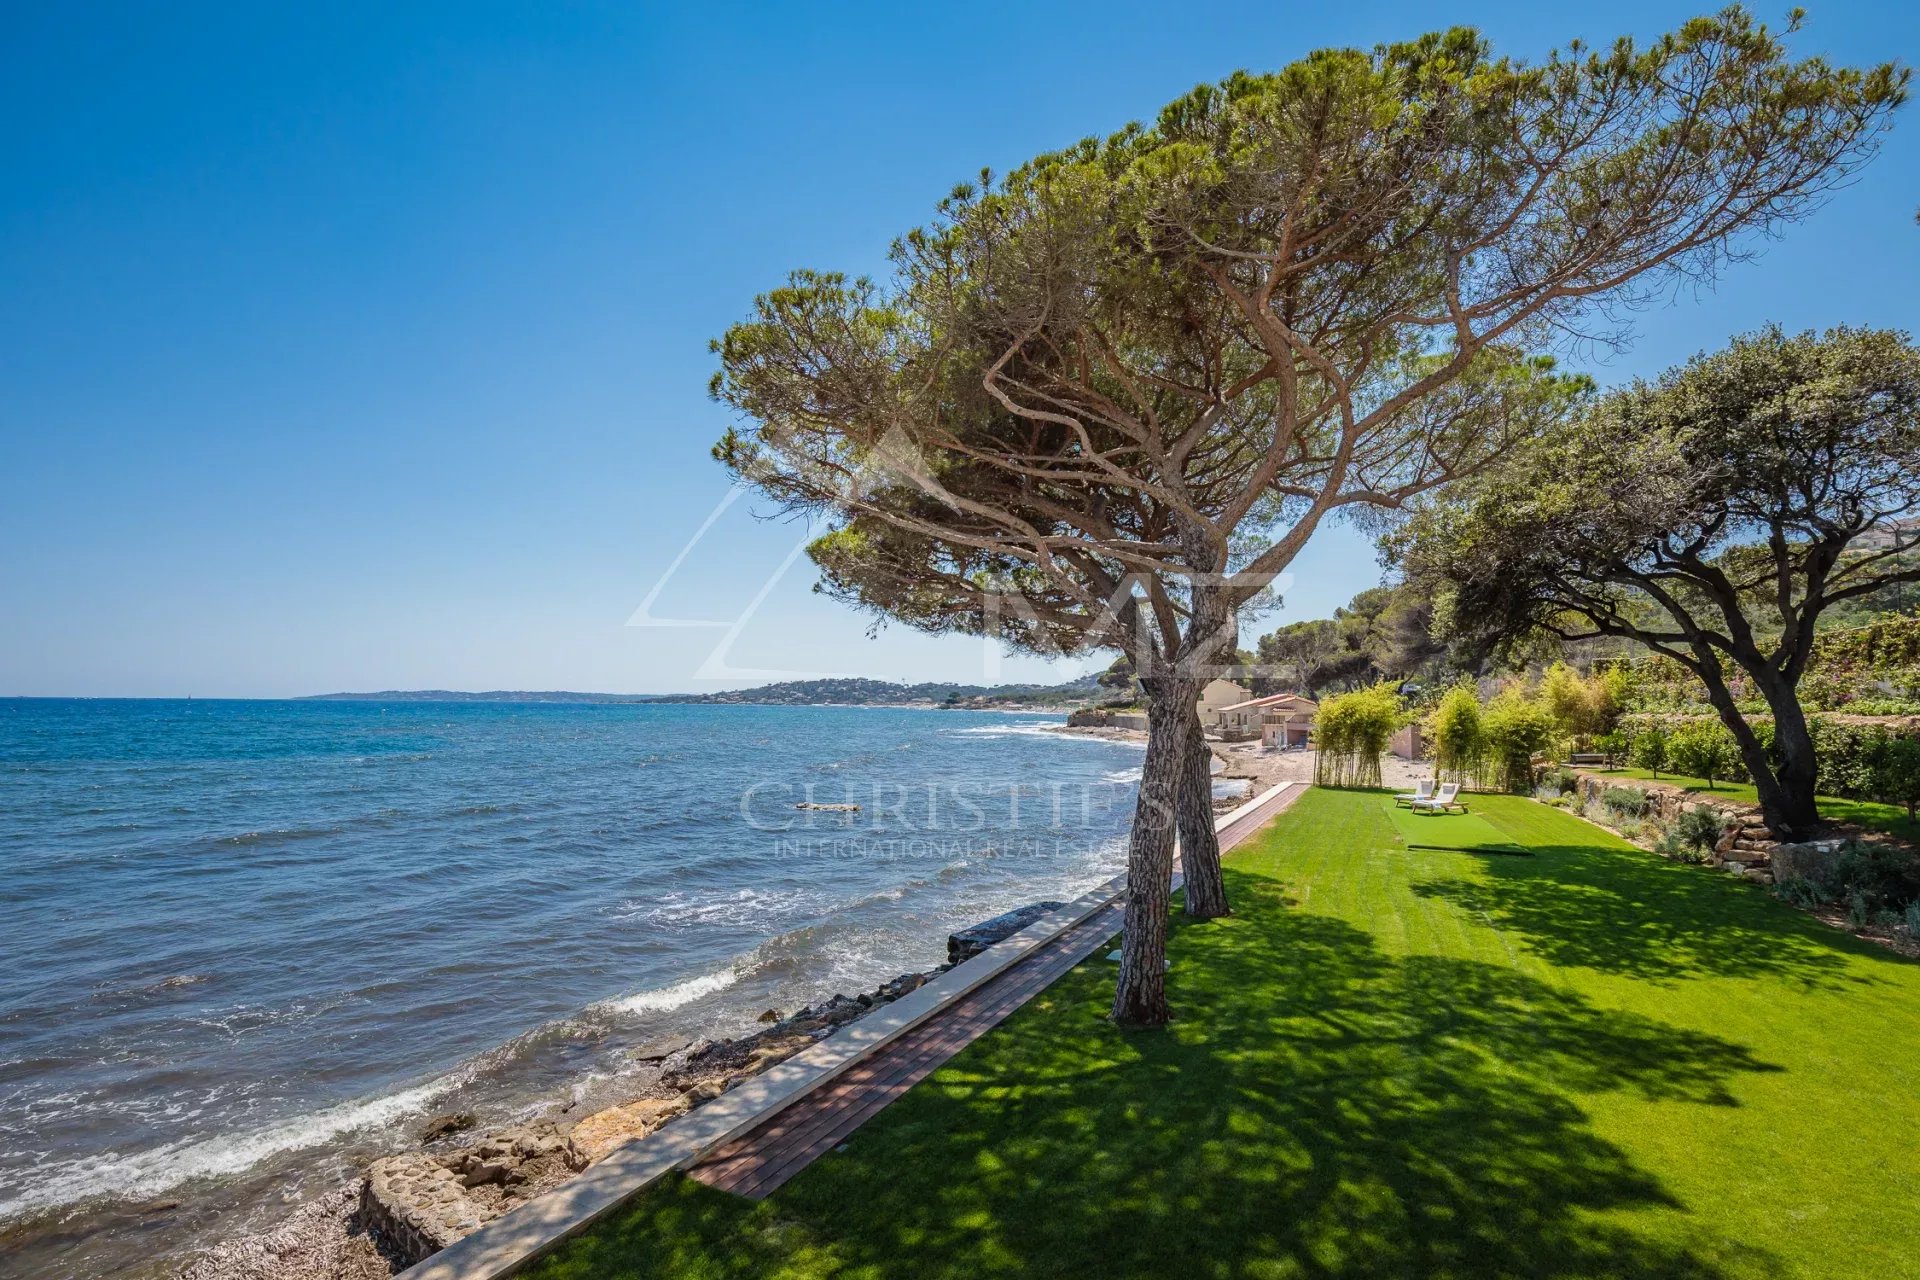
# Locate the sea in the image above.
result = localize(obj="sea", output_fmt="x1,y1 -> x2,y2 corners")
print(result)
0,698 -> 1149,1278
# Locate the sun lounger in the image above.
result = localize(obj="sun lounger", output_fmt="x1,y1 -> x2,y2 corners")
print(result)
1411,782 -> 1465,814
1394,780 -> 1435,807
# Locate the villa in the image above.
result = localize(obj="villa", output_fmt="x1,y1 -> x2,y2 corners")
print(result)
1212,691 -> 1317,746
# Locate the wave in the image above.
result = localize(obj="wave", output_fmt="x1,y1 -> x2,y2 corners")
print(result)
0,1068 -> 468,1225
625,886 -> 822,931
600,967 -> 739,1015
948,722 -> 1145,747
213,825 -> 344,847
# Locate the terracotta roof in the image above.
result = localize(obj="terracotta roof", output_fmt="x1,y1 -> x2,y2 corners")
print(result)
1217,692 -> 1317,713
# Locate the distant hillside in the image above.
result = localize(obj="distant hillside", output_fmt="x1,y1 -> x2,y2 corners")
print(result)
302,673 -> 1107,708
301,690 -> 660,703
652,674 -> 1105,707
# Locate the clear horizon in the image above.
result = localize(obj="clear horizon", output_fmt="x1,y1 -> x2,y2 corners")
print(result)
4,2 -> 1917,698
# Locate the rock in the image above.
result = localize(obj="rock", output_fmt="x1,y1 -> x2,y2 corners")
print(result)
568,1095 -> 694,1163
657,1039 -> 713,1074
878,973 -> 927,1001
745,1032 -> 815,1072
419,1111 -> 477,1143
947,901 -> 1066,964
630,1036 -> 692,1063
756,1007 -> 781,1023
1772,841 -> 1847,884
455,1155 -> 520,1188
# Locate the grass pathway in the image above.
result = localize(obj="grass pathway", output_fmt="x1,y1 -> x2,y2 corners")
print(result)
523,789 -> 1920,1279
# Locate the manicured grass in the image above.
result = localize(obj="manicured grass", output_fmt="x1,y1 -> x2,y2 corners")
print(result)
525,789 -> 1920,1279
1592,767 -> 1920,843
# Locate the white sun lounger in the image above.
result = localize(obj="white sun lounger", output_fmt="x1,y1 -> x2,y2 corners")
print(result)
1411,782 -> 1465,814
1394,780 -> 1435,807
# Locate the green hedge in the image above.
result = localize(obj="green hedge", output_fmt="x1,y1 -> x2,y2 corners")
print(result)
1613,712 -> 1920,810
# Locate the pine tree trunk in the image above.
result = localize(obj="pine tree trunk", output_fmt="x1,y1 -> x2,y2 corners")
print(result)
1176,698 -> 1230,920
1110,685 -> 1185,1027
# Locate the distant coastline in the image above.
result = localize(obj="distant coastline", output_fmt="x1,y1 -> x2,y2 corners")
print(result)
300,673 -> 1113,710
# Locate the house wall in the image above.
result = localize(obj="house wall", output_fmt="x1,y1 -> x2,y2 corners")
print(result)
1196,680 -> 1250,714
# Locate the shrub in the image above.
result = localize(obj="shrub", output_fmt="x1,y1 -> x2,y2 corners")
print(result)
1428,684 -> 1487,785
1671,804 -> 1724,855
1654,828 -> 1710,864
1811,719 -> 1892,798
1537,766 -> 1579,795
1775,876 -> 1826,909
1313,683 -> 1401,789
1482,688 -> 1557,794
1880,735 -> 1920,821
1828,841 -> 1920,918
1629,728 -> 1668,777
1776,840 -> 1920,921
1907,899 -> 1920,937
1666,722 -> 1743,786
1600,786 -> 1650,818
1848,891 -> 1873,929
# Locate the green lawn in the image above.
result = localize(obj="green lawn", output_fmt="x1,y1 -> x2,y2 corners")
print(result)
525,790 -> 1920,1280
1590,767 -> 1920,843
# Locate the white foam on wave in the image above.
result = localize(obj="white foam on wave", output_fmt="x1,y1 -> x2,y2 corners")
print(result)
600,967 -> 739,1015
0,1068 -> 467,1225
949,722 -> 1145,746
626,886 -> 819,930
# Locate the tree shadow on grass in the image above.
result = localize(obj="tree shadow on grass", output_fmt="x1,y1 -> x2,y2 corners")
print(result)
1410,837 -> 1890,989
531,876 -> 1785,1280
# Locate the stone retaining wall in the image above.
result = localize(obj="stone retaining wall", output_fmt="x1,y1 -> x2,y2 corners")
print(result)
1561,770 -> 1778,882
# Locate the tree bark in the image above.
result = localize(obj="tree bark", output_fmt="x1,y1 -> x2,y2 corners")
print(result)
1176,698 -> 1230,920
1746,665 -> 1823,839
1110,681 -> 1187,1027
1695,656 -> 1820,840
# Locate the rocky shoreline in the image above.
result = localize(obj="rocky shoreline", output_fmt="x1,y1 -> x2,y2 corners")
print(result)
168,963 -> 964,1280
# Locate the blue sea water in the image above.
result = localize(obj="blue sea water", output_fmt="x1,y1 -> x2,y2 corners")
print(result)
0,699 -> 1144,1277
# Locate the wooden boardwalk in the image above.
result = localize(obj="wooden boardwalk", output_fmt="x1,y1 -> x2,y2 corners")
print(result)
688,781 -> 1305,1200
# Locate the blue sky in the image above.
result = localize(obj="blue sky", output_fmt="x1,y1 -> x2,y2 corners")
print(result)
2,2 -> 1915,697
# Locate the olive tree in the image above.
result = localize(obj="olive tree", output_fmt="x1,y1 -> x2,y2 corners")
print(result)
715,15 -> 1903,1025
1403,328 -> 1920,837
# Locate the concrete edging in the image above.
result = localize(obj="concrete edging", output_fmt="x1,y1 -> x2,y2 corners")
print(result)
399,780 -> 1298,1280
